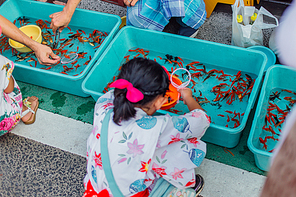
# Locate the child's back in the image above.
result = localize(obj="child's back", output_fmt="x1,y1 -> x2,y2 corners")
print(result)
84,58 -> 210,197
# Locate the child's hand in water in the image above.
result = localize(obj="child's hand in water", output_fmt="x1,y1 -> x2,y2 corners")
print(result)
178,88 -> 193,104
178,88 -> 204,111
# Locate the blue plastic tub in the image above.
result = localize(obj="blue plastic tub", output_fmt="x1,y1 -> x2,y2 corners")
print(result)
247,65 -> 296,171
248,46 -> 276,72
0,0 -> 121,97
82,26 -> 267,148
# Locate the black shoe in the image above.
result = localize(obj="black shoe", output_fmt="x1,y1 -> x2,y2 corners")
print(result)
191,174 -> 204,197
163,17 -> 180,35
178,26 -> 199,37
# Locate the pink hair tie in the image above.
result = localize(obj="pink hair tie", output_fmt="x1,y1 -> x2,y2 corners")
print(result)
110,79 -> 144,103
0,25 -> 2,36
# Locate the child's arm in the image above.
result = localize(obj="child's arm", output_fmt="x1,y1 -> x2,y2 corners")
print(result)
178,88 -> 204,111
155,89 -> 209,148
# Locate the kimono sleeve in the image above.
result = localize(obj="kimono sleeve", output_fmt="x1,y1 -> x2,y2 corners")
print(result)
94,90 -> 114,112
157,109 -> 211,148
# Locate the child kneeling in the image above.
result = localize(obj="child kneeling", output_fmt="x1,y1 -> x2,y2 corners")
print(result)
83,58 -> 210,197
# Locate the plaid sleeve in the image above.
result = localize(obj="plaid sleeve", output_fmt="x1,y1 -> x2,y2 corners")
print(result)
181,0 -> 206,29
161,0 -> 185,18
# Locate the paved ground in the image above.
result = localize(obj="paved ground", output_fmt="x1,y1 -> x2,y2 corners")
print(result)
3,109 -> 265,197
0,0 -> 290,196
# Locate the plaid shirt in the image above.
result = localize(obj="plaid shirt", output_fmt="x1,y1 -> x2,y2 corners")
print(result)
126,0 -> 206,31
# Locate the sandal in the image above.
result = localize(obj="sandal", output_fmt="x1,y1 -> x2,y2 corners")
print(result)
21,97 -> 39,125
192,174 -> 205,197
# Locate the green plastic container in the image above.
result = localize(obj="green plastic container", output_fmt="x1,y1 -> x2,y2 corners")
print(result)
0,0 -> 121,97
82,26 -> 266,148
248,65 -> 296,171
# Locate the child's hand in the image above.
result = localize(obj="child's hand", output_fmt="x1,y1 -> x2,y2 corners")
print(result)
178,88 -> 193,104
178,88 -> 204,111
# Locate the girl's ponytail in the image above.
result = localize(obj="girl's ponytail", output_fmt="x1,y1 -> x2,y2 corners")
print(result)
113,89 -> 136,125
112,57 -> 169,125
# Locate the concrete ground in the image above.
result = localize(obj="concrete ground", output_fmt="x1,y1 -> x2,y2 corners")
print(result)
5,109 -> 266,197
0,0 -> 290,196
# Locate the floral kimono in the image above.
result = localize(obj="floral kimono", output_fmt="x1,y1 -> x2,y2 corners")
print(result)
0,55 -> 22,136
84,90 -> 211,196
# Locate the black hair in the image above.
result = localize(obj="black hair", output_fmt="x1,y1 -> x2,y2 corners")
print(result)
113,57 -> 169,125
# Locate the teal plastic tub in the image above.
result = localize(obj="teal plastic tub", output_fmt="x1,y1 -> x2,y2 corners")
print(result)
0,0 -> 121,97
82,26 -> 267,148
248,46 -> 276,72
247,65 -> 296,171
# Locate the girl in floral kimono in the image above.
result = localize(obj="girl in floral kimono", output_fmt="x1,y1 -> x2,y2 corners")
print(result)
83,58 -> 210,197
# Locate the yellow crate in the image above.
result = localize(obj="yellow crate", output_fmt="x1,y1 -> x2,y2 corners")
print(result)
204,0 -> 258,18
120,16 -> 126,29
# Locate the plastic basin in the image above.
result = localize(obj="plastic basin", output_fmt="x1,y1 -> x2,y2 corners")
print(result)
247,65 -> 296,171
248,46 -> 276,72
0,0 -> 121,97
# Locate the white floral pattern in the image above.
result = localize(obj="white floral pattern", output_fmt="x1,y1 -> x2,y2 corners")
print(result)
0,55 -> 22,136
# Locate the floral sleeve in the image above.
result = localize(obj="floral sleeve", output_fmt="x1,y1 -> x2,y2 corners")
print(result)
157,109 -> 211,148
94,90 -> 114,112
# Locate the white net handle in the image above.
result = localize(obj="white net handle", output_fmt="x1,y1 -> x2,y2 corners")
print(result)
170,68 -> 191,89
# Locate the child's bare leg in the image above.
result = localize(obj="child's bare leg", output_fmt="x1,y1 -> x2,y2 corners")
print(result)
4,78 -> 14,94
21,96 -> 39,124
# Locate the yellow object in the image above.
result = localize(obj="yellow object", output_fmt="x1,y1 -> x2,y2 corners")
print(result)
9,25 -> 42,53
237,15 -> 243,23
251,13 -> 257,22
120,16 -> 126,29
204,0 -> 260,18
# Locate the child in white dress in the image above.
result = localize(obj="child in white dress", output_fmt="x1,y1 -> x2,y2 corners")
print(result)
0,55 -> 22,135
83,58 -> 210,197
0,20 -> 41,136
0,54 -> 40,135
